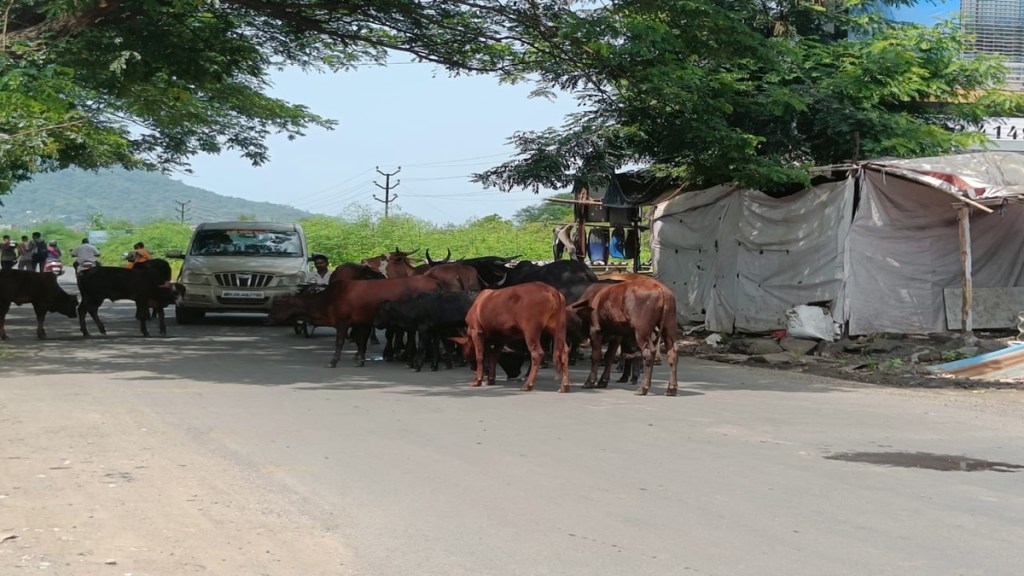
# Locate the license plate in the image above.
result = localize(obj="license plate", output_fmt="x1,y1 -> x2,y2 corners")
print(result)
222,290 -> 264,299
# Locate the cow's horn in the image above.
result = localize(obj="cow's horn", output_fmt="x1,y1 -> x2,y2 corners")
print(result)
442,248 -> 452,263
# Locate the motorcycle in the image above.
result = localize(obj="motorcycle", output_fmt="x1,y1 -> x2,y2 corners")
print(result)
44,259 -> 64,276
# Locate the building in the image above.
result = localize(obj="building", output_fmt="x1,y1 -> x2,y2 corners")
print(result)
961,0 -> 1024,90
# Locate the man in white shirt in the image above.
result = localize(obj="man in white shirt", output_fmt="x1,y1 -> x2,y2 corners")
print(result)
308,253 -> 331,285
70,238 -> 102,271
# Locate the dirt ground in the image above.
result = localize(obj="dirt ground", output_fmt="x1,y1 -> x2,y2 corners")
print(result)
678,328 -> 1024,391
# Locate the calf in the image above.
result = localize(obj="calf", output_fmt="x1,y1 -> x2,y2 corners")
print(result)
77,259 -> 178,337
268,275 -> 441,367
0,270 -> 79,340
454,282 -> 571,393
570,277 -> 679,396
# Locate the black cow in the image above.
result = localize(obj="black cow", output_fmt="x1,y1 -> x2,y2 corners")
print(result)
0,270 -> 79,340
503,259 -> 598,288
375,291 -> 477,371
77,259 -> 179,337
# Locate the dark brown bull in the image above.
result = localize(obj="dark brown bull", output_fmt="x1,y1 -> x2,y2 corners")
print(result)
77,259 -> 179,337
453,282 -> 571,393
268,275 -> 441,367
570,277 -> 679,396
0,270 -> 79,340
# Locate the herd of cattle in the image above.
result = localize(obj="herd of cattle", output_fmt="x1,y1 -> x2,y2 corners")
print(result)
0,248 -> 680,396
270,248 -> 680,395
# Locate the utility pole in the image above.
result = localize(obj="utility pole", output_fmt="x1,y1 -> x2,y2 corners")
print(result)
374,166 -> 401,218
174,200 -> 192,224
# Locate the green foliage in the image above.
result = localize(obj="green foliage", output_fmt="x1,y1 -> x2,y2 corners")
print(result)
941,349 -> 970,362
476,2 -> 1024,194
881,358 -> 904,372
513,192 -> 574,225
0,0 -> 540,194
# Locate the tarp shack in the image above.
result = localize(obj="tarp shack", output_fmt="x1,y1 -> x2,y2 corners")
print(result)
649,152 -> 1024,336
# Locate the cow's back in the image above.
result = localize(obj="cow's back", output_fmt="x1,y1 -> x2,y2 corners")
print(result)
331,276 -> 441,324
468,282 -> 565,336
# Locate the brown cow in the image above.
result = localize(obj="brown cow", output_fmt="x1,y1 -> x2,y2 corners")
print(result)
268,275 -> 441,367
0,270 -> 79,340
422,263 -> 482,291
454,282 -> 571,393
570,277 -> 679,396
360,247 -> 419,278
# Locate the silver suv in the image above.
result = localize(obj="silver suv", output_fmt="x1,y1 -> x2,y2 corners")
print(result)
169,221 -> 310,323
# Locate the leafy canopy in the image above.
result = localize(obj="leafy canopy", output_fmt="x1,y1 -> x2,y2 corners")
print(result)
2,0 -> 1022,199
473,0 -> 1024,193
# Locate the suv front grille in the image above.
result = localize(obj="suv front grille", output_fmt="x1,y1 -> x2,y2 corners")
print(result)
214,272 -> 274,288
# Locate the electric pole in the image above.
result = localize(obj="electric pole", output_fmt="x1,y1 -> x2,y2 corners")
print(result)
174,200 -> 192,223
374,166 -> 401,218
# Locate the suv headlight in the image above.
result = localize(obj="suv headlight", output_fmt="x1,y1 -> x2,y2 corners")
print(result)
280,272 -> 308,287
180,271 -> 210,285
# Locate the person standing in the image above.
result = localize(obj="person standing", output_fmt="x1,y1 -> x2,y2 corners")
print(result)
30,232 -> 47,273
16,235 -> 34,270
0,235 -> 16,271
70,237 -> 102,271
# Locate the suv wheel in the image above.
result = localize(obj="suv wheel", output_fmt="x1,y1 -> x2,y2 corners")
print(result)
175,306 -> 205,324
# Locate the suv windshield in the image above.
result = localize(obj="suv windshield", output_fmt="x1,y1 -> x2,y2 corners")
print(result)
189,229 -> 304,257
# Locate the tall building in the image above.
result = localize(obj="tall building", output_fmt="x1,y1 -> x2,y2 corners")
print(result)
961,0 -> 1024,89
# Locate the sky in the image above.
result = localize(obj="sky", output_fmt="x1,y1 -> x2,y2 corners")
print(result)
174,1 -> 959,225
174,63 -> 579,225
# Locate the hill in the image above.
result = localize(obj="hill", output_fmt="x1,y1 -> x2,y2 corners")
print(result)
0,168 -> 315,228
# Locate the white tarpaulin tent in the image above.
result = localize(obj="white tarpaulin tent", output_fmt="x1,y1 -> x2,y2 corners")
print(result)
649,152 -> 1024,335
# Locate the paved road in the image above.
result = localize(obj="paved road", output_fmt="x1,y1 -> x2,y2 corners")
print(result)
3,294 -> 1024,576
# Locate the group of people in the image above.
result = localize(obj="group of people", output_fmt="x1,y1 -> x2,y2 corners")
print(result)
0,232 -> 62,272
0,233 -> 151,273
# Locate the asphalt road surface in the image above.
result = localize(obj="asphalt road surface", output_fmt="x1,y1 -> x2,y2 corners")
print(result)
3,290 -> 1024,576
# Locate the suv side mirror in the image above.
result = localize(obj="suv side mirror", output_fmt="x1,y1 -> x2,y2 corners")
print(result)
166,249 -> 185,258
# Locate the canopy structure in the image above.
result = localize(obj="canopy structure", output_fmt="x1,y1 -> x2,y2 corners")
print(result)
649,152 -> 1024,336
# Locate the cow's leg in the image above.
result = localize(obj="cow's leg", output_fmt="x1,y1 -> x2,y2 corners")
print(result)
584,329 -> 603,388
77,301 -> 90,337
0,301 -> 11,340
136,300 -> 151,337
330,322 -> 350,368
350,324 -> 371,367
469,330 -> 486,387
635,333 -> 657,396
597,337 -> 619,388
522,336 -> 545,392
382,327 -> 396,361
486,344 -> 500,387
32,303 -> 48,339
155,304 -> 168,336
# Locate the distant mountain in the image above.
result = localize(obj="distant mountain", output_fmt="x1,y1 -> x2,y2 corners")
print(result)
1,168 -> 315,228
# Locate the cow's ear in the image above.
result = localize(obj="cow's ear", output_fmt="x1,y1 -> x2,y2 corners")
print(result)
449,336 -> 468,345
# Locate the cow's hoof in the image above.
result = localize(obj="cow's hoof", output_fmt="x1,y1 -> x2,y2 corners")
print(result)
634,388 -> 650,396
583,380 -> 597,389
355,360 -> 365,368
665,388 -> 678,397
469,381 -> 482,387
328,360 -> 339,368
596,380 -> 609,389
558,385 -> 571,393
519,385 -> 534,392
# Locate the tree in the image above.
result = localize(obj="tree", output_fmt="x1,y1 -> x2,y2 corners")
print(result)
513,192 -> 573,225
474,1 -> 1024,194
0,0 -> 560,194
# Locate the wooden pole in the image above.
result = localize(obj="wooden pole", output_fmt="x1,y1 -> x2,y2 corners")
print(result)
957,206 -> 974,340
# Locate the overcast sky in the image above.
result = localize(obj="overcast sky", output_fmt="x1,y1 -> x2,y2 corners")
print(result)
174,1 -> 959,224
